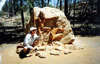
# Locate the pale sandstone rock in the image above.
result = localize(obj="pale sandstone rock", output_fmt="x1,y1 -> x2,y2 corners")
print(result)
50,50 -> 61,55
34,7 -> 41,19
35,51 -> 48,58
52,41 -> 63,46
37,46 -> 46,51
54,46 -> 64,51
45,45 -> 54,51
64,49 -> 71,54
60,33 -> 75,44
64,45 -> 76,50
26,7 -> 82,48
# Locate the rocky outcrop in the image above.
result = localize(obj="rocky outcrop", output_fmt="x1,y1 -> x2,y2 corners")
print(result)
26,7 -> 76,45
25,7 -> 84,58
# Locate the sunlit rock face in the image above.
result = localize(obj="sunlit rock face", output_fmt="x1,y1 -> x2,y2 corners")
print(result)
26,7 -> 77,45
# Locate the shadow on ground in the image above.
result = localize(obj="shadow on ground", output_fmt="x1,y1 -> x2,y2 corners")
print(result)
19,49 -> 31,59
72,25 -> 100,36
0,26 -> 25,44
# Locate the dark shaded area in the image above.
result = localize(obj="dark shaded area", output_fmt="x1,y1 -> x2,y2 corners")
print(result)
19,49 -> 31,59
72,25 -> 100,36
0,26 -> 25,45
0,25 -> 100,45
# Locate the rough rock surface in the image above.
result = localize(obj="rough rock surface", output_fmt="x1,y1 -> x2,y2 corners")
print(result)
64,49 -> 71,54
45,45 -> 54,51
64,45 -> 76,50
26,7 -> 76,45
54,46 -> 64,51
49,50 -> 61,55
37,46 -> 46,51
52,41 -> 63,46
25,7 -> 83,58
35,51 -> 48,58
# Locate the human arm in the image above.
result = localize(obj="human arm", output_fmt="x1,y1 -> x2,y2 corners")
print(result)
25,43 -> 33,49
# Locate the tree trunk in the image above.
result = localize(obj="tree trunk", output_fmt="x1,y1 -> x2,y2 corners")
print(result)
97,0 -> 100,22
60,0 -> 62,10
20,0 -> 25,29
41,0 -> 44,7
73,0 -> 76,27
47,0 -> 50,6
56,0 -> 59,8
88,0 -> 93,10
68,0 -> 72,16
4,1 -> 8,12
64,0 -> 68,17
9,0 -> 13,17
13,0 -> 17,15
29,0 -> 34,15
28,0 -> 35,27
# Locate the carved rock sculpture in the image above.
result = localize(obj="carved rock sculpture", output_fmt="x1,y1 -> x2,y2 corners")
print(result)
26,7 -> 76,45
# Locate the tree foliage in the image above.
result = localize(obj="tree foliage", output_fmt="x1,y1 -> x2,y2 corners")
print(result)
1,0 -> 99,27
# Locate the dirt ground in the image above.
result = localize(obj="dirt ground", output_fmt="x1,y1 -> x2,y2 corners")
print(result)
0,36 -> 100,64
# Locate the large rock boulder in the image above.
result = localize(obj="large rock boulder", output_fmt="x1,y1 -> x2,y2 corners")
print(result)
26,7 -> 76,45
15,7 -> 84,58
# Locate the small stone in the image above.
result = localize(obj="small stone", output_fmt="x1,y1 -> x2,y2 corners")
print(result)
64,49 -> 71,54
37,46 -> 46,51
35,51 -> 48,58
65,45 -> 76,50
54,46 -> 63,51
46,45 -> 54,51
50,50 -> 60,55
53,41 -> 63,46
